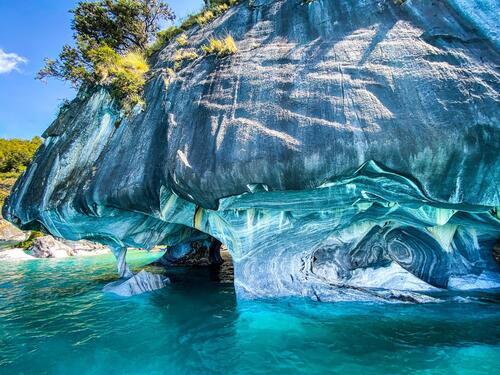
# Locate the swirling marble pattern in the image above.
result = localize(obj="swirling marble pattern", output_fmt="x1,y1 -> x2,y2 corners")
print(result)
3,0 -> 500,300
7,158 -> 500,301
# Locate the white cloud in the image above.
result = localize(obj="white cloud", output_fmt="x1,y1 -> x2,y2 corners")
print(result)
0,48 -> 27,74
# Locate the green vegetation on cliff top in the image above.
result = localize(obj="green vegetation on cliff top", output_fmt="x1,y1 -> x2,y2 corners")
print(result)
37,0 -> 175,112
38,0 -> 239,113
147,0 -> 239,56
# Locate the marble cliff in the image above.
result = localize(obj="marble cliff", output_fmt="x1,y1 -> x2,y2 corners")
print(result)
4,0 -> 500,301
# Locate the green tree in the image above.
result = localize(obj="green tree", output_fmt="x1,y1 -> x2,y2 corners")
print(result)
0,137 -> 42,174
37,0 -> 175,109
0,137 -> 42,213
72,0 -> 175,53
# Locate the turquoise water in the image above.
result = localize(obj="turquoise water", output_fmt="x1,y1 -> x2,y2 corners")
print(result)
0,251 -> 499,375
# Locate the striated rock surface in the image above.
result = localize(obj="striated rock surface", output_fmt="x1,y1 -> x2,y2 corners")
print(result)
4,0 -> 500,300
103,270 -> 170,297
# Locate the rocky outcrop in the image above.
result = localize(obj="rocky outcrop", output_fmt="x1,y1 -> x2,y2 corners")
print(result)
0,219 -> 28,249
4,0 -> 500,300
0,233 -> 109,260
60,238 -> 109,255
28,236 -> 74,258
27,236 -> 109,258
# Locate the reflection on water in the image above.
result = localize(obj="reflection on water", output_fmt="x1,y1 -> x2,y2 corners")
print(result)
0,250 -> 499,375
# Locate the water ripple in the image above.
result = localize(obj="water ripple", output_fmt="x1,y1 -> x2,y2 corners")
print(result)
0,251 -> 499,374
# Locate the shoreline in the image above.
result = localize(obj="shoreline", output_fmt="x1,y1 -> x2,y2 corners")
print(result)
0,247 -> 110,260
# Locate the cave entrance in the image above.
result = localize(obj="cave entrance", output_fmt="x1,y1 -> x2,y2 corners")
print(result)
152,231 -> 234,285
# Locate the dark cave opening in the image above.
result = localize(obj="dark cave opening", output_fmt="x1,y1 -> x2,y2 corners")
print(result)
150,232 -> 234,285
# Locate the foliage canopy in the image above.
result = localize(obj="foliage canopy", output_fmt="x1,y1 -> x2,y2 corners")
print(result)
38,0 -> 240,111
72,0 -> 175,53
0,137 -> 42,174
37,0 -> 175,111
0,137 -> 42,210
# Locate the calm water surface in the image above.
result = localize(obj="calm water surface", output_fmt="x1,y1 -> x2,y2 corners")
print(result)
0,250 -> 499,375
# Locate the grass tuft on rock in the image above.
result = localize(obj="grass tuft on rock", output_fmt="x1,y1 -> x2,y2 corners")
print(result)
173,49 -> 199,70
201,35 -> 237,57
176,34 -> 189,46
89,46 -> 149,111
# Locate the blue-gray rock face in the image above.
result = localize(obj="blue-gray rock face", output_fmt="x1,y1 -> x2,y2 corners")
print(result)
4,0 -> 500,301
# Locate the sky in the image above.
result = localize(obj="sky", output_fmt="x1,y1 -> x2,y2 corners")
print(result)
0,0 -> 203,139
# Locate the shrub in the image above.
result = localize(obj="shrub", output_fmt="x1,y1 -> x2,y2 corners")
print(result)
201,35 -> 237,57
89,46 -> 149,111
0,137 -> 42,174
0,171 -> 20,211
180,9 -> 216,29
196,10 -> 216,26
179,14 -> 199,30
38,0 -> 175,113
149,0 -> 240,66
0,137 -> 42,211
16,231 -> 44,250
176,34 -> 188,46
180,0 -> 238,30
173,49 -> 199,70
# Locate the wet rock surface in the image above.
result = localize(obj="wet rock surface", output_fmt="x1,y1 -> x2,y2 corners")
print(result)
3,0 -> 499,300
103,270 -> 170,297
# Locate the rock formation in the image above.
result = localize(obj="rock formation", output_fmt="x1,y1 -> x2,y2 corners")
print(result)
0,219 -> 109,259
28,236 -> 109,258
0,219 -> 28,249
103,270 -> 170,297
156,236 -> 224,266
4,0 -> 500,300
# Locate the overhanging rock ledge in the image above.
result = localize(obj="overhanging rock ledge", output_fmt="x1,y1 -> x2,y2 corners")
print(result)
4,0 -> 500,300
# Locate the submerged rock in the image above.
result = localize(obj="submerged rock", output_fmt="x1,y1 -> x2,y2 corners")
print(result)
103,270 -> 170,297
3,0 -> 500,300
